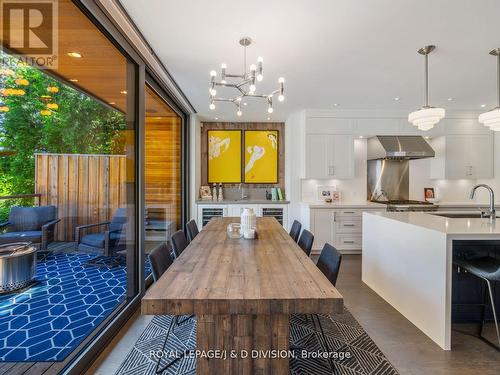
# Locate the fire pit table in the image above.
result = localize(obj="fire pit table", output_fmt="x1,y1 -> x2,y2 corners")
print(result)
0,242 -> 36,293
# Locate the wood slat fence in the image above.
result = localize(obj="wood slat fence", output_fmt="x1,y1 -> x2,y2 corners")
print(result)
35,153 -> 127,241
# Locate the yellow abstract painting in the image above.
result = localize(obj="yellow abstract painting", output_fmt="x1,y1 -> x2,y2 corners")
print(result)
244,130 -> 278,183
208,130 -> 241,183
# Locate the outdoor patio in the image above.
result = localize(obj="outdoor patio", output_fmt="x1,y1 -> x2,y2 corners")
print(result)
0,242 -> 130,362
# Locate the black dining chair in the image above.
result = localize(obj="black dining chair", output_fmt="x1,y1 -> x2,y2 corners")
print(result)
149,242 -> 174,282
171,230 -> 189,258
314,243 -> 343,373
148,242 -> 195,373
186,219 -> 199,242
289,220 -> 302,243
454,256 -> 500,349
297,229 -> 314,257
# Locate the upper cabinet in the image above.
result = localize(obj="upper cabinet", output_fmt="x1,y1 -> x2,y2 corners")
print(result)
430,134 -> 494,179
305,134 -> 354,179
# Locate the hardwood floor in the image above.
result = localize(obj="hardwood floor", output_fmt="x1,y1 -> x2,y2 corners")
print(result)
87,254 -> 500,375
334,255 -> 500,375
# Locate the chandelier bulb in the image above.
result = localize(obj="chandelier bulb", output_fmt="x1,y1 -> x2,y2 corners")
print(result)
237,109 -> 242,117
210,70 -> 217,77
209,103 -> 215,110
210,88 -> 217,96
250,64 -> 257,71
257,56 -> 263,63
221,63 -> 227,69
278,94 -> 285,102
257,74 -> 263,82
267,107 -> 274,114
249,84 -> 256,93
278,77 -> 285,83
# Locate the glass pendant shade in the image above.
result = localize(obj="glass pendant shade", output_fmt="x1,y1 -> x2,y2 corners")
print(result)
408,107 -> 445,131
478,49 -> 500,131
479,108 -> 500,131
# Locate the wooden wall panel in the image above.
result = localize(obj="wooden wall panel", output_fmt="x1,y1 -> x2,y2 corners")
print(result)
145,117 -> 182,229
35,153 -> 127,241
200,122 -> 285,188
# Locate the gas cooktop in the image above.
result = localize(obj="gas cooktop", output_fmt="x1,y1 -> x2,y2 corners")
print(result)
371,200 -> 437,212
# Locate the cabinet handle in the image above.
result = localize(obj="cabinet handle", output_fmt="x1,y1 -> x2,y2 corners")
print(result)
344,240 -> 355,244
343,211 -> 356,214
332,212 -> 336,222
343,224 -> 356,227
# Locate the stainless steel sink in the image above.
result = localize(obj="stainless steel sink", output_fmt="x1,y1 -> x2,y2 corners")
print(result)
431,213 -> 498,219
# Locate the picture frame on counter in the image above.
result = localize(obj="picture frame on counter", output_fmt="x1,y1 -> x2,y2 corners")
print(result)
424,187 -> 435,201
317,186 -> 340,202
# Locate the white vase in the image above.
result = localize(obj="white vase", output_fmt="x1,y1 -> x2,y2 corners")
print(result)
240,208 -> 256,233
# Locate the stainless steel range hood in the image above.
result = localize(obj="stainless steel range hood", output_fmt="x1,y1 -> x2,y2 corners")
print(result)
367,136 -> 435,160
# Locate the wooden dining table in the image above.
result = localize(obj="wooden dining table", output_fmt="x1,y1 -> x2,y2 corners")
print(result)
142,217 -> 343,375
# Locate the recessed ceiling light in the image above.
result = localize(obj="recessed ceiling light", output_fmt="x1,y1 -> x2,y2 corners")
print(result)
215,117 -> 218,120
447,97 -> 453,101
243,102 -> 248,106
69,79 -> 78,82
67,52 -> 82,58
267,117 -> 271,120
394,97 -> 400,101
333,103 -> 339,107
481,104 -> 486,108
120,90 -> 127,95
359,136 -> 364,139
108,102 -> 116,105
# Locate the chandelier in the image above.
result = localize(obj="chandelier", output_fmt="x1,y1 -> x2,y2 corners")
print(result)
478,48 -> 500,131
408,45 -> 445,131
209,37 -> 284,117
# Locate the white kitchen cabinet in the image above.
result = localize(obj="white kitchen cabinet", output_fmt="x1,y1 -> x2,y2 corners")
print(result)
310,209 -> 335,250
310,207 -> 381,254
305,134 -> 354,179
430,135 -> 494,179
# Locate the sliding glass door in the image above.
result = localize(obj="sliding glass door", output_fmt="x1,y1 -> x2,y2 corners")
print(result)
143,83 -> 183,271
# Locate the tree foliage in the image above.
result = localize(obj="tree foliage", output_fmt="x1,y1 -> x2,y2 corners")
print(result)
0,53 -> 125,220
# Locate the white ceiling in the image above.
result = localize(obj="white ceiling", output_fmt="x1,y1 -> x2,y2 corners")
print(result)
120,0 -> 500,122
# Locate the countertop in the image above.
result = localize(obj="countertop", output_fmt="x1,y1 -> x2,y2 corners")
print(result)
302,201 -> 386,209
365,211 -> 500,235
196,199 -> 290,205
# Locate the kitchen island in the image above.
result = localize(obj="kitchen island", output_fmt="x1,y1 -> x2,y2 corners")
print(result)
362,211 -> 500,350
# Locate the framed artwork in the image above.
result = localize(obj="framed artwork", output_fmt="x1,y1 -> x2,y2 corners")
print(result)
207,130 -> 242,183
424,187 -> 435,201
244,130 -> 279,184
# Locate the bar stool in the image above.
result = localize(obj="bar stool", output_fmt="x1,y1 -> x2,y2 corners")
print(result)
454,256 -> 500,350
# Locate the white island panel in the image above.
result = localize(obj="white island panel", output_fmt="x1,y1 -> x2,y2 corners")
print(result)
362,213 -> 451,349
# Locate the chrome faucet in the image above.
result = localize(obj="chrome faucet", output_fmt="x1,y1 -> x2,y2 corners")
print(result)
470,184 -> 496,222
238,183 -> 248,201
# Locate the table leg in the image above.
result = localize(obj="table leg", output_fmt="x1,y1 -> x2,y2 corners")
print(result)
197,313 -> 289,375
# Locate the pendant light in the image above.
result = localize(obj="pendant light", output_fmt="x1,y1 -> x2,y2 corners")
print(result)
478,48 -> 500,131
408,45 -> 445,131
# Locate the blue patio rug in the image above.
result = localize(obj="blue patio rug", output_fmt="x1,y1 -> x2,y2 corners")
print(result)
0,252 -> 127,362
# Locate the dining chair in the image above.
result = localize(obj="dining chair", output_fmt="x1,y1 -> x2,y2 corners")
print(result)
297,229 -> 314,256
148,242 -> 194,373
314,243 -> 343,373
171,230 -> 189,258
289,220 -> 302,243
149,242 -> 174,282
186,219 -> 199,242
